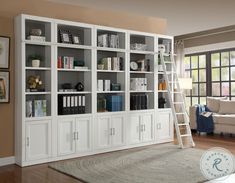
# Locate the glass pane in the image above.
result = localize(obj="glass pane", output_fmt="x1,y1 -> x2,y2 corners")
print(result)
184,71 -> 190,78
185,97 -> 191,108
211,53 -> 220,67
221,67 -> 229,81
199,69 -> 206,82
192,84 -> 198,96
231,82 -> 235,95
192,70 -> 198,82
184,57 -> 190,70
200,97 -> 206,105
199,55 -> 206,68
191,56 -> 198,68
230,51 -> 235,65
222,82 -> 229,96
192,97 -> 198,105
212,68 -> 220,81
212,83 -> 220,96
231,67 -> 235,80
199,83 -> 206,96
221,52 -> 229,66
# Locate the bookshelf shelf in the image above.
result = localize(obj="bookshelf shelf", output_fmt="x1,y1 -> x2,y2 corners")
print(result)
57,68 -> 91,72
97,70 -> 124,73
130,90 -> 154,93
57,91 -> 91,94
25,116 -> 52,121
158,90 -> 168,93
97,91 -> 125,94
26,67 -> 51,71
24,40 -> 52,46
130,50 -> 155,55
130,71 -> 154,74
25,92 -> 51,95
56,42 -> 92,50
97,47 -> 126,53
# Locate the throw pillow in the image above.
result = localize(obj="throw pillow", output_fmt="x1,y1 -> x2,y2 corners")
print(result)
207,97 -> 227,113
218,100 -> 235,114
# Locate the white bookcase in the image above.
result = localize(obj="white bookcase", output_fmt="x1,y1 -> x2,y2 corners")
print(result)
15,14 -> 174,166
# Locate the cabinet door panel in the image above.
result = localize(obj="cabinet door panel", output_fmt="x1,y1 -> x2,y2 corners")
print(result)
96,116 -> 111,149
58,118 -> 76,156
157,112 -> 173,140
142,113 -> 154,142
26,120 -> 51,161
76,117 -> 91,152
129,115 -> 141,144
111,115 -> 125,147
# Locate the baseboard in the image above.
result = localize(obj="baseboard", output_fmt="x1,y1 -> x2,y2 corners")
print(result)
0,156 -> 15,166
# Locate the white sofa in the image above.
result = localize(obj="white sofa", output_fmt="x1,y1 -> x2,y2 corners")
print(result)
190,97 -> 235,134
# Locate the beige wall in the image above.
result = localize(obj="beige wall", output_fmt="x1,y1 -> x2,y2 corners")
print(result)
175,25 -> 235,48
0,0 -> 166,158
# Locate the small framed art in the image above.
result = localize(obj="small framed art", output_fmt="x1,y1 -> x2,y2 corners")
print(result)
0,36 -> 10,69
0,71 -> 10,103
59,29 -> 72,44
72,35 -> 80,44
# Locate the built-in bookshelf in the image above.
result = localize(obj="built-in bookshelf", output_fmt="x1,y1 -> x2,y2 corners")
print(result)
15,14 -> 174,167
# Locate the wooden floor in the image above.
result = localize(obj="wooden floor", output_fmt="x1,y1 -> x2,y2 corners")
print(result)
0,134 -> 234,183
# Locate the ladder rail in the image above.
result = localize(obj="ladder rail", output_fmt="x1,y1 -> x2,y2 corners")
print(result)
159,52 -> 195,148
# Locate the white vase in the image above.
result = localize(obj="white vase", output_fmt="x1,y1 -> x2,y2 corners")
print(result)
32,59 -> 40,67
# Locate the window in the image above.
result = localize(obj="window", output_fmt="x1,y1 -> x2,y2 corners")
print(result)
184,54 -> 207,107
184,48 -> 235,109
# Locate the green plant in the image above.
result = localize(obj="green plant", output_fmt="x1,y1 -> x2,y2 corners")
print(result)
28,54 -> 43,61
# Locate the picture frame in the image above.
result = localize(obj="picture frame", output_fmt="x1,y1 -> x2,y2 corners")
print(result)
0,36 -> 10,69
72,35 -> 80,44
0,71 -> 10,103
59,29 -> 72,44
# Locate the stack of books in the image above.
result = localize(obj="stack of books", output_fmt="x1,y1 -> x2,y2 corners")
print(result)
58,56 -> 88,70
98,34 -> 119,48
130,78 -> 147,91
106,95 -> 123,112
58,95 -> 86,115
130,94 -> 148,110
26,100 -> 47,117
99,57 -> 122,71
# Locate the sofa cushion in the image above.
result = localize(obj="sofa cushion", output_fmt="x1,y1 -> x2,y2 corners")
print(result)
218,100 -> 235,114
213,114 -> 235,125
207,97 -> 227,113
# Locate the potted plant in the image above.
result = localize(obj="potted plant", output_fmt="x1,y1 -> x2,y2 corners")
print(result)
28,54 -> 43,67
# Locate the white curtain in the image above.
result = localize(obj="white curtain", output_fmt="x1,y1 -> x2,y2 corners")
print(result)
174,40 -> 185,77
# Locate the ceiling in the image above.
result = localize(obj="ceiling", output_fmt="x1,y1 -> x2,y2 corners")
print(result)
48,0 -> 235,36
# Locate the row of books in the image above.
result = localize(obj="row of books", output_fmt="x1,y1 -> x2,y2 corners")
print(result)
98,34 -> 120,48
97,95 -> 123,112
99,57 -> 123,71
97,80 -> 111,91
26,100 -> 47,117
130,78 -> 148,91
130,94 -> 148,110
57,56 -> 88,70
58,95 -> 86,115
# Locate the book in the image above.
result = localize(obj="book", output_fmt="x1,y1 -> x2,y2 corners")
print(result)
104,80 -> 111,91
97,80 -> 103,91
26,100 -> 33,117
27,35 -> 46,42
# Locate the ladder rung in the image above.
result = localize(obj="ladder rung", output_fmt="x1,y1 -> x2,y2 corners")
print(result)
180,134 -> 191,137
171,91 -> 182,94
177,123 -> 189,126
175,112 -> 185,115
164,61 -> 173,64
173,102 -> 184,104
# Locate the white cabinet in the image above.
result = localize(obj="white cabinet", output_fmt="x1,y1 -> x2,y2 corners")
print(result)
129,112 -> 154,145
25,120 -> 51,161
156,110 -> 174,142
58,118 -> 76,156
58,117 -> 91,156
95,114 -> 125,149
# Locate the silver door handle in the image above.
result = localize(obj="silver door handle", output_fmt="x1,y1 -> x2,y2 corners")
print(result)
76,132 -> 79,140
110,128 -> 113,136
26,137 -> 29,147
73,132 -> 76,140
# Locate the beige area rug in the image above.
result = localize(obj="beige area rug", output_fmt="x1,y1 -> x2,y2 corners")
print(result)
49,144 -> 206,183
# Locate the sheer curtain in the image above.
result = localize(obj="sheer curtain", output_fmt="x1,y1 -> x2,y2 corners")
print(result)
174,40 -> 185,77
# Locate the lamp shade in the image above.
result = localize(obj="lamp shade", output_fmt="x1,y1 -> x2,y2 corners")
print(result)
178,78 -> 192,89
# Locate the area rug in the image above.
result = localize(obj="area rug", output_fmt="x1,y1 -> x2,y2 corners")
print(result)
49,144 -> 206,183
